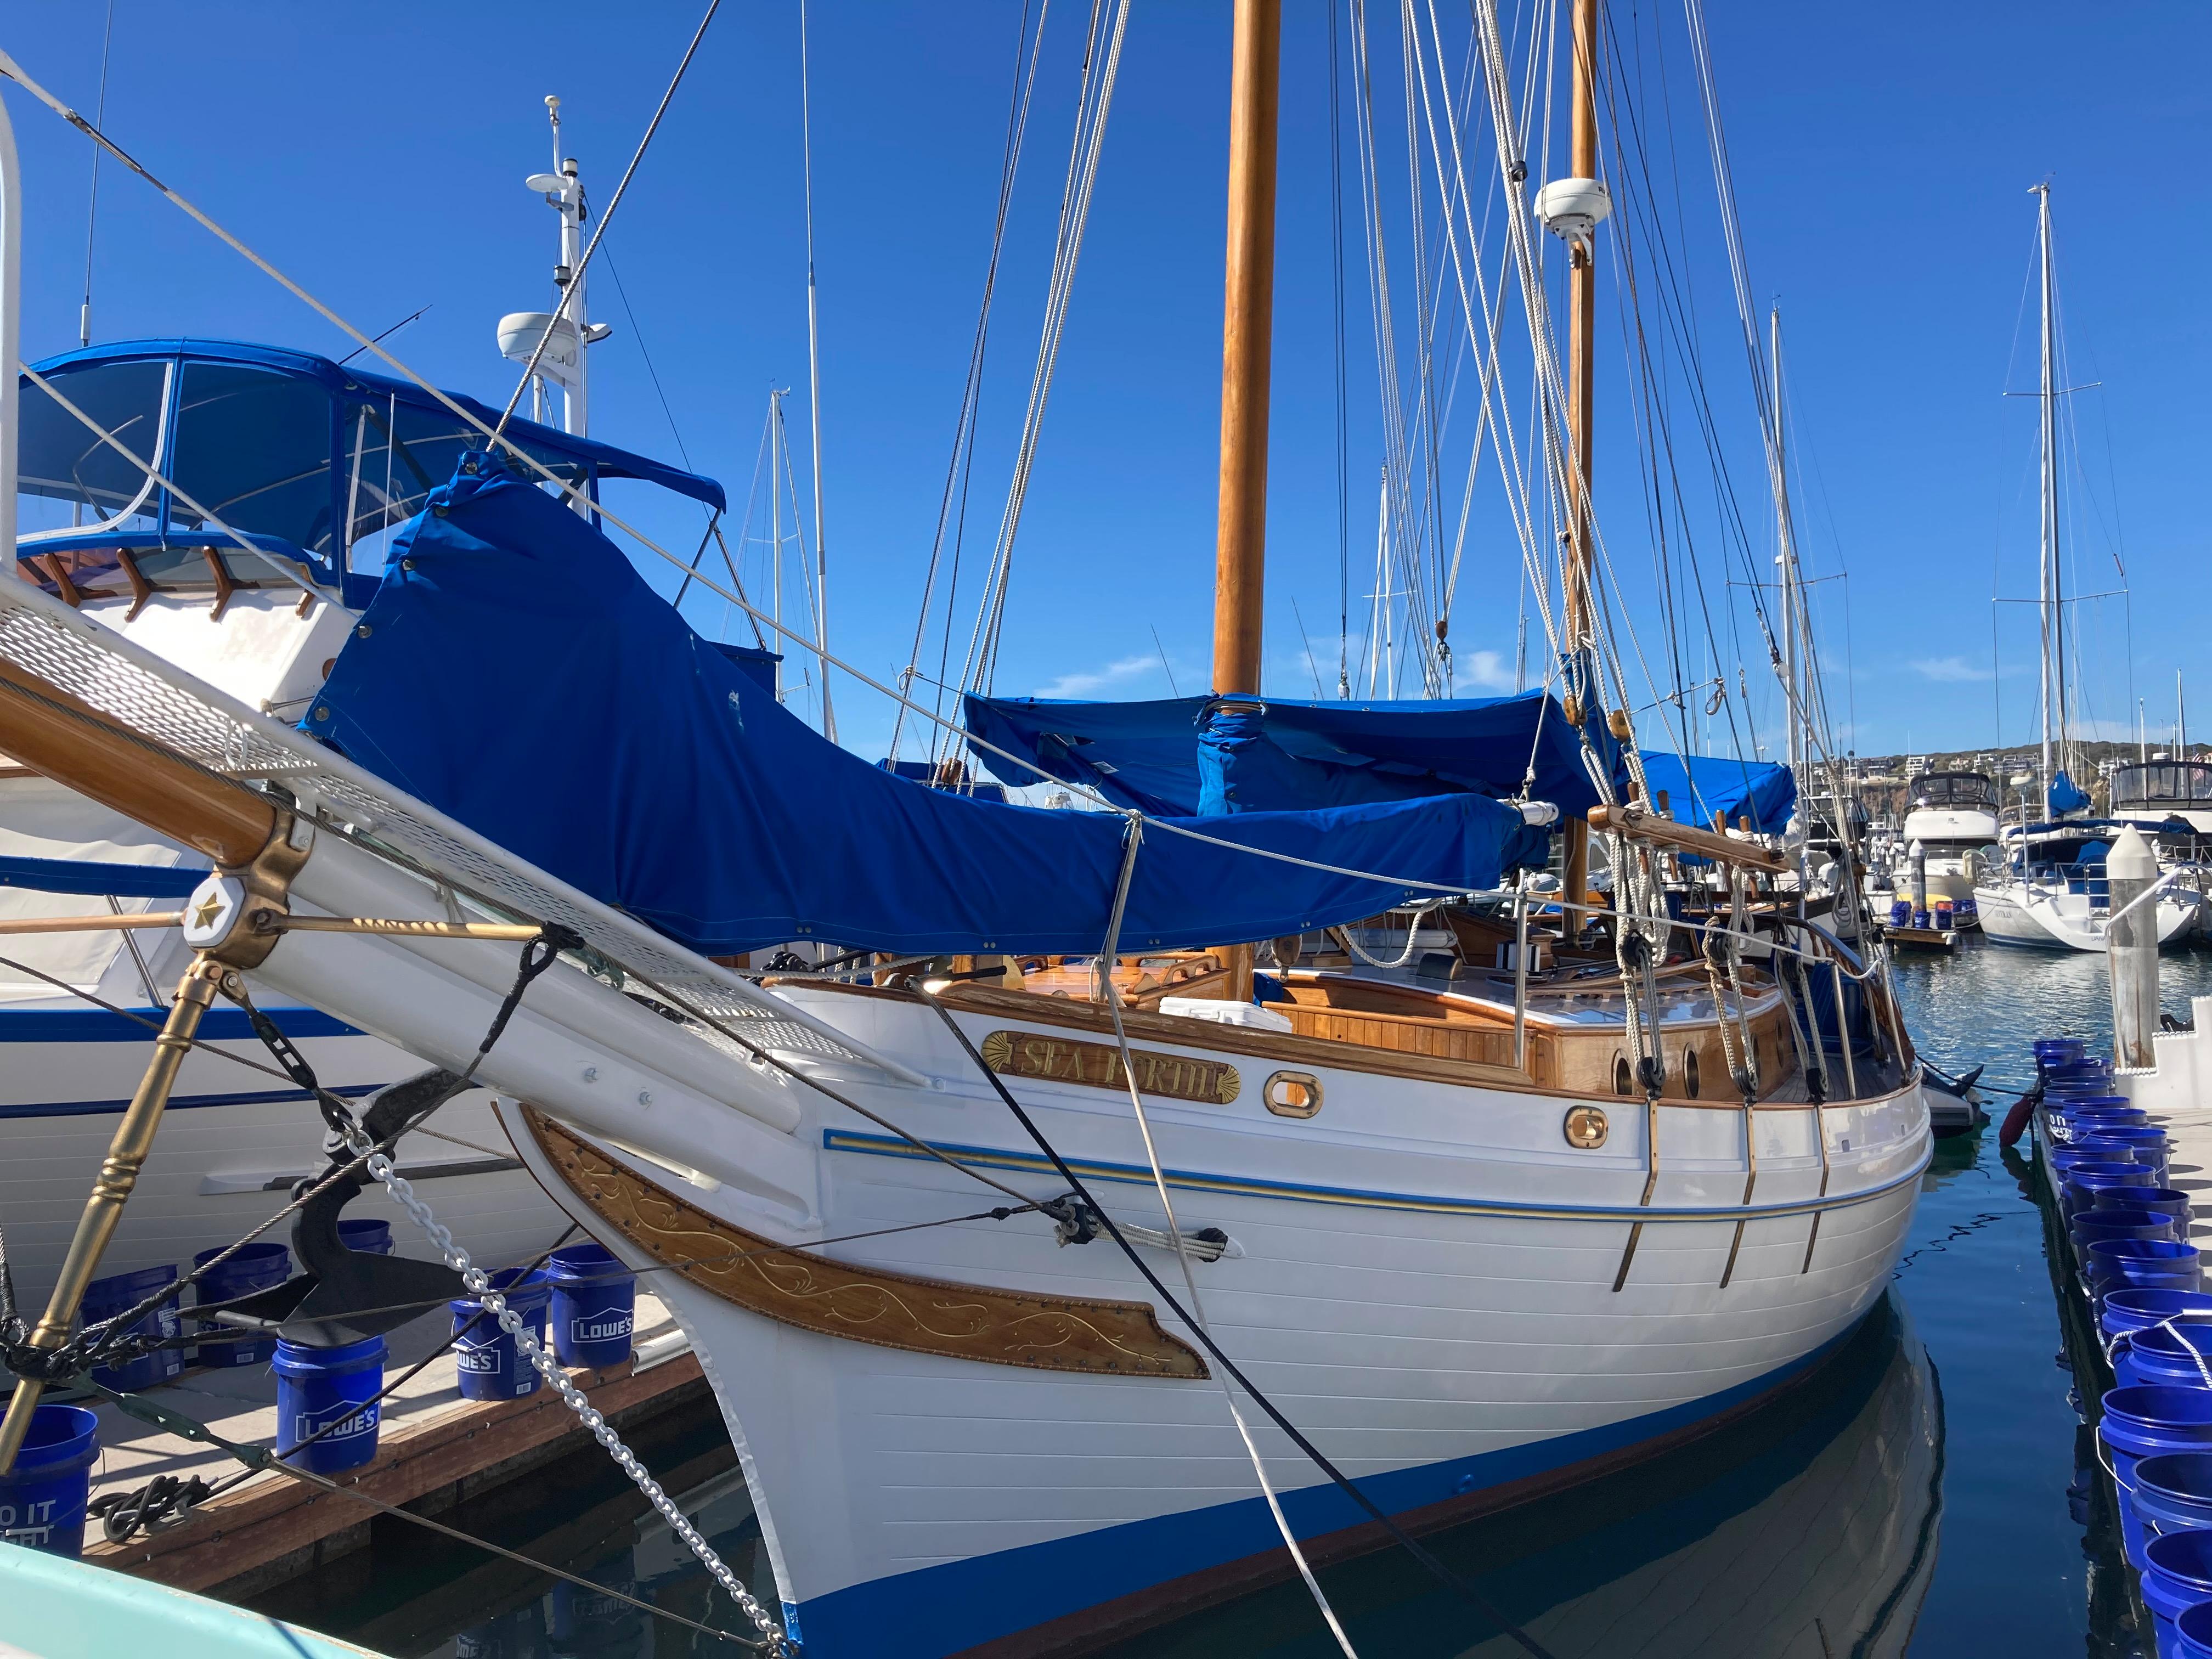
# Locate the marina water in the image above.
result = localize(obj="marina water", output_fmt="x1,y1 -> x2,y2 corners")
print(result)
253,945 -> 2212,1657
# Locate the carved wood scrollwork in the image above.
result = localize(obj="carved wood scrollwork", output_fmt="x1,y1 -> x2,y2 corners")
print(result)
522,1110 -> 1206,1381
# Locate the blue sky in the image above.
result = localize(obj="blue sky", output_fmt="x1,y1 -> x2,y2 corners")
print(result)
7,2 -> 2209,768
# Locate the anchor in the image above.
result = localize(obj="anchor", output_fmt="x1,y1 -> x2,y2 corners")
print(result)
200,1068 -> 475,1348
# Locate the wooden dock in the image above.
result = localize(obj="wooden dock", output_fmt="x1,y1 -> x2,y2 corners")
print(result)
78,1290 -> 713,1597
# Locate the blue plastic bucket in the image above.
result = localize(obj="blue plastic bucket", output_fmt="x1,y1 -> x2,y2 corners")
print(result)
2092,1239 -> 2204,1299
2072,1109 -> 2153,1137
274,1334 -> 386,1474
2035,1037 -> 2087,1064
1891,900 -> 1911,927
2068,1162 -> 2158,1221
2146,1530 -> 2212,1656
0,1404 -> 98,1558
2102,1187 -> 2194,1223
2120,1326 -> 2212,1391
2091,1126 -> 2172,1174
337,1218 -> 394,1256
450,1268 -> 551,1401
547,1244 -> 638,1370
2181,1601 -> 2212,1659
81,1265 -> 184,1392
2052,1138 -> 2137,1171
2078,1209 -> 2180,1257
2104,1292 -> 2212,1347
1912,908 -> 1931,929
2104,1387 -> 2212,1568
191,1242 -> 290,1367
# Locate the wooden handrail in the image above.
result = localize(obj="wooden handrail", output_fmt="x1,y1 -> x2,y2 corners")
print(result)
1588,803 -> 1788,872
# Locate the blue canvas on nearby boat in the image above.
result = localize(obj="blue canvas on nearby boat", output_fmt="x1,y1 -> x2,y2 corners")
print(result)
1635,749 -> 1796,833
307,454 -> 1533,956
0,854 -> 206,899
962,685 -> 1617,817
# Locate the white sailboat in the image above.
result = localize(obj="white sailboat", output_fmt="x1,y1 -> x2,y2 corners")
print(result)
0,10 -> 1932,1656
1976,186 -> 2200,953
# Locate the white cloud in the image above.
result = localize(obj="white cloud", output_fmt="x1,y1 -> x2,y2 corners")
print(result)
1457,649 -> 1515,691
1910,656 -> 1984,684
1033,654 -> 1161,699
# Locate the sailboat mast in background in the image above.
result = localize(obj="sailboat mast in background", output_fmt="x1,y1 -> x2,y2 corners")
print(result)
2033,182 -> 2065,813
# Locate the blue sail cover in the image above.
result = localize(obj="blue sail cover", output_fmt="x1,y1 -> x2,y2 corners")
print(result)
963,687 -> 1616,819
1635,750 -> 1796,834
306,454 -> 1530,956
2048,770 -> 2092,816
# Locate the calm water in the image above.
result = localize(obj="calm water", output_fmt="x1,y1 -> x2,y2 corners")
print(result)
267,944 -> 2212,1658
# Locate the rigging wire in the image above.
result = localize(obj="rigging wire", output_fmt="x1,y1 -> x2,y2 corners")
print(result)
890,0 -> 1049,764
76,0 -> 116,351
796,0 -> 837,741
494,0 -> 724,438
956,0 -> 1132,710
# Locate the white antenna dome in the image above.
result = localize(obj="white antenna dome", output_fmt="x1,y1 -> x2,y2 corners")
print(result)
1532,178 -> 1611,253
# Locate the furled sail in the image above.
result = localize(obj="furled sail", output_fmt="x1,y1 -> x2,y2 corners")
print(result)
307,454 -> 1535,957
964,685 -> 1617,818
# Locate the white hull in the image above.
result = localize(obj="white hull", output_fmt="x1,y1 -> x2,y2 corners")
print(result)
0,1009 -> 563,1311
484,981 -> 1928,1655
1974,878 -> 2200,953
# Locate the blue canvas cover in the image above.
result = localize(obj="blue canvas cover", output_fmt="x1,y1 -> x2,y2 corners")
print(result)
2048,770 -> 2092,816
306,454 -> 1528,956
962,687 -> 1616,819
1635,750 -> 1796,834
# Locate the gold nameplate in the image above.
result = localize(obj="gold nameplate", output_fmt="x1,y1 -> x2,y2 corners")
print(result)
979,1030 -> 1241,1106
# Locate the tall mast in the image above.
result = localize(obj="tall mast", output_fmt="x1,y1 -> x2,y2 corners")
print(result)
2034,182 -> 2062,812
1561,0 -> 1600,905
1210,0 -> 1282,698
1772,303 -> 1803,782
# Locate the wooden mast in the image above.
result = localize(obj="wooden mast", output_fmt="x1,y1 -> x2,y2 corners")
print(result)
1212,0 -> 1281,699
1209,0 -> 1281,1002
1561,0 -> 1600,918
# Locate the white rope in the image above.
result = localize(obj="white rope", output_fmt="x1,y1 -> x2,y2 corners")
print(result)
346,1122 -> 790,1655
1338,899 -> 1456,968
955,0 -> 1132,715
1092,821 -> 1362,1659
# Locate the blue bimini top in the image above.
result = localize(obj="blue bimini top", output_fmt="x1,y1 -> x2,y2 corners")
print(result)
15,338 -> 725,606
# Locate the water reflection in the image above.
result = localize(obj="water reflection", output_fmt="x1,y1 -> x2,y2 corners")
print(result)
1105,1295 -> 1939,1658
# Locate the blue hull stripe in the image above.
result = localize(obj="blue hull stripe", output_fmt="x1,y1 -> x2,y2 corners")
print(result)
791,1317 -> 1863,1656
0,1007 -> 363,1043
822,1128 -> 1928,1223
1,1082 -> 381,1120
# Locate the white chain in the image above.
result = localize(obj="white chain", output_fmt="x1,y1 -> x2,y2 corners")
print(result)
345,1126 -> 791,1655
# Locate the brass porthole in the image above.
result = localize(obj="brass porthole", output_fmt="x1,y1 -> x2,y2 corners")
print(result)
1684,1048 -> 1701,1099
1263,1071 -> 1322,1119
1612,1054 -> 1632,1096
1564,1105 -> 1609,1149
